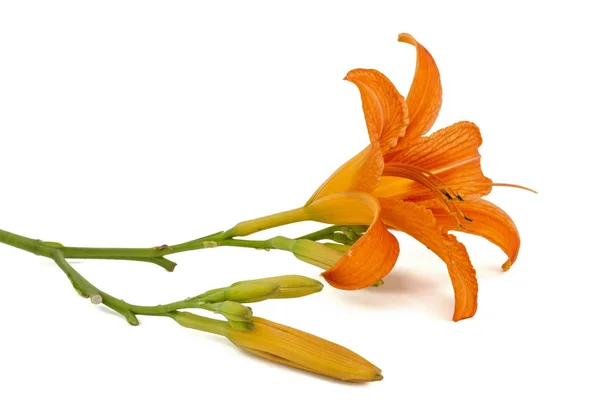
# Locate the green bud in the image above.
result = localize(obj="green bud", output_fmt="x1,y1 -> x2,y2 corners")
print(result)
194,282 -> 279,304
329,232 -> 355,245
233,275 -> 323,299
340,227 -> 358,241
215,301 -> 253,322
371,279 -> 384,287
171,311 -> 230,336
291,239 -> 345,270
223,282 -> 280,303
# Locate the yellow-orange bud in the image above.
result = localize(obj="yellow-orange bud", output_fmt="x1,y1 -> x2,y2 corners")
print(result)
225,317 -> 382,382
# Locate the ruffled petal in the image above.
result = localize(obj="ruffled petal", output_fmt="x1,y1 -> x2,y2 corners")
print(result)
379,197 -> 478,321
386,121 -> 483,172
304,192 -> 399,289
344,68 -> 409,152
429,199 -> 520,271
376,121 -> 492,201
393,33 -> 443,148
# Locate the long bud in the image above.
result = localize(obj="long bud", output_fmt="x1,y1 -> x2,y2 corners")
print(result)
226,317 -> 383,382
232,275 -> 323,299
171,312 -> 382,382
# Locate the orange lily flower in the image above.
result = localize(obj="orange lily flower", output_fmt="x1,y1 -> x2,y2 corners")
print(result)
306,33 -> 526,321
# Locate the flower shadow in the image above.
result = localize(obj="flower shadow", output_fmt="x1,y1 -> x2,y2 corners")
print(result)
339,264 -> 505,320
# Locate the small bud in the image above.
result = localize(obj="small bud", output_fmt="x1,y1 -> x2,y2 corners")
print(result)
215,301 -> 253,322
340,227 -> 358,241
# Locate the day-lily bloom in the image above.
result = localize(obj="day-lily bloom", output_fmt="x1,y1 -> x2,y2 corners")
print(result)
225,33 -> 528,321
172,311 -> 382,382
304,33 -> 527,321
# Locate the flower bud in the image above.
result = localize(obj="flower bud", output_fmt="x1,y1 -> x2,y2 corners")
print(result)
197,282 -> 280,303
291,239 -> 345,270
214,301 -> 252,322
225,317 -> 383,382
223,282 -> 280,303
232,275 -> 323,299
170,312 -> 382,382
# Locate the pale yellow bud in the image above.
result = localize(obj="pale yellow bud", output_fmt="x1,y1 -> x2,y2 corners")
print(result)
232,275 -> 323,299
215,301 -> 253,322
291,239 -> 345,270
199,282 -> 280,303
223,282 -> 280,303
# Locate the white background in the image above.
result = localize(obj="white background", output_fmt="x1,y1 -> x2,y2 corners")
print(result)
1,1 -> 598,399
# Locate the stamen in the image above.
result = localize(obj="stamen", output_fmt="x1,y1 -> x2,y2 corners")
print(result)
383,163 -> 470,226
439,182 -> 538,194
492,183 -> 538,194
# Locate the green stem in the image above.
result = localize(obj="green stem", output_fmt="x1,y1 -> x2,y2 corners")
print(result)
0,229 -> 56,257
0,217 -> 368,327
0,228 -> 249,325
2,222 -> 365,274
44,209 -> 313,267
51,251 -> 141,324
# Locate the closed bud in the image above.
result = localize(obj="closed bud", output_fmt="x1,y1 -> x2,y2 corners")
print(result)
196,282 -> 280,303
171,312 -> 382,382
291,239 -> 345,270
223,282 -> 280,303
215,301 -> 253,322
225,317 -> 383,382
234,275 -> 323,299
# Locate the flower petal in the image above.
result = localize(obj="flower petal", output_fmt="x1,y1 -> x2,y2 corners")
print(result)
429,199 -> 520,271
377,121 -> 492,201
379,197 -> 478,321
344,68 -> 409,152
305,192 -> 399,289
393,33 -> 442,147
307,144 -> 383,204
